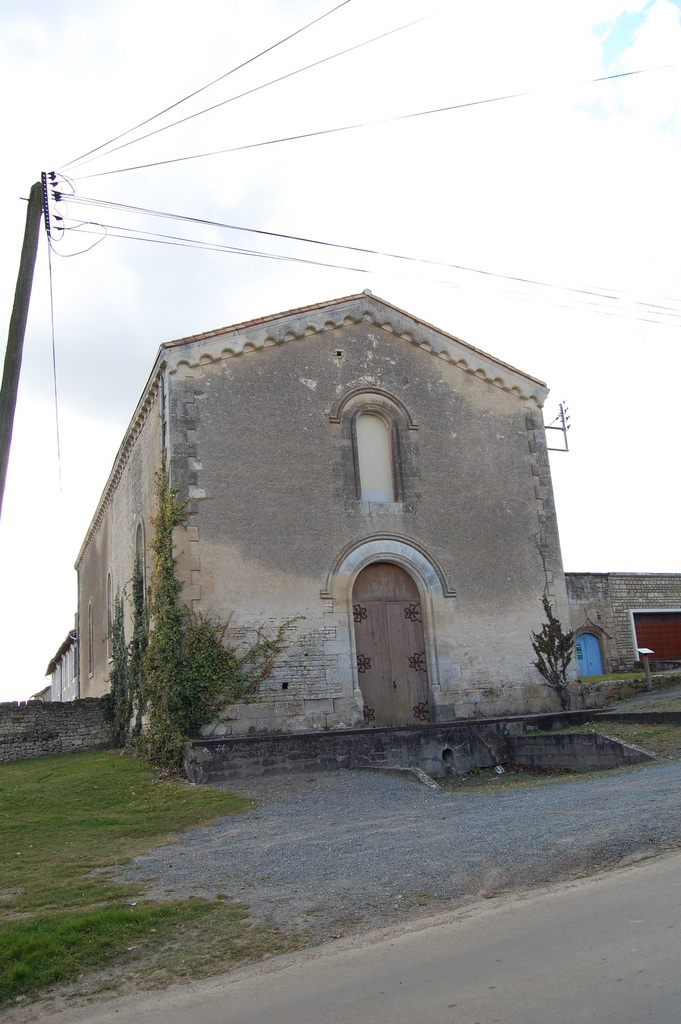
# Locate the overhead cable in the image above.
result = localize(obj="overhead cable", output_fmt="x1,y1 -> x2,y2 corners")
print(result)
64,221 -> 369,274
72,62 -> 677,180
58,211 -> 681,324
63,193 -> 681,316
65,14 -> 430,174
59,0 -> 354,170
63,222 -> 681,325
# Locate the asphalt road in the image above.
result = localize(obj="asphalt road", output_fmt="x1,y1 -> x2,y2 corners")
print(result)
27,849 -> 681,1024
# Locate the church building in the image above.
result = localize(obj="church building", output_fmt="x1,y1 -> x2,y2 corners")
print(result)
75,292 -> 574,734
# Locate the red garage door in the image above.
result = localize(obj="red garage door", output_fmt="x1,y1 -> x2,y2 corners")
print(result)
633,612 -> 681,660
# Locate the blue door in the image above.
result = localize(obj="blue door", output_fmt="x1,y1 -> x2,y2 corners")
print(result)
576,633 -> 603,676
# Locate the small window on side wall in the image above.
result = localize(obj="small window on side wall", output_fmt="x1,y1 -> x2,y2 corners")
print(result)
88,599 -> 94,677
106,572 -> 113,660
356,412 -> 395,502
135,522 -> 146,600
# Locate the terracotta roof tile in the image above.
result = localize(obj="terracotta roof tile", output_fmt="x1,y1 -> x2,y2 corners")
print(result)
163,293 -> 366,349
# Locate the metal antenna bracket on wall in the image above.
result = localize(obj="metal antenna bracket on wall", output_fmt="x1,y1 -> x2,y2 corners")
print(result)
546,402 -> 570,453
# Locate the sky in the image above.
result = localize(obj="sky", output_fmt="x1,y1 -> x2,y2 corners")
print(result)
1,0 -> 680,702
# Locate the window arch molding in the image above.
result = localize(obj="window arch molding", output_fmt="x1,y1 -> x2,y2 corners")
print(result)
329,386 -> 418,430
333,389 -> 416,504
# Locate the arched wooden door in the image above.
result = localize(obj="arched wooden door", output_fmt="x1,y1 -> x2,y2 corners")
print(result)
352,562 -> 430,727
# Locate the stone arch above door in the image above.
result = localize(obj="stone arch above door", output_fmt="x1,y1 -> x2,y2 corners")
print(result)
321,537 -> 461,725
321,534 -> 455,600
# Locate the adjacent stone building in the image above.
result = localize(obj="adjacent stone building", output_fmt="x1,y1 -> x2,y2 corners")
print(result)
45,627 -> 78,702
566,573 -> 681,675
74,293 -> 576,732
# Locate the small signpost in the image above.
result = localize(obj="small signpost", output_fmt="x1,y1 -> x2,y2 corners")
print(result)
637,647 -> 655,692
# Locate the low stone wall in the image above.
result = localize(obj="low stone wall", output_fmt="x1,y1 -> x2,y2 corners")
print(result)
185,721 -> 511,783
0,699 -> 110,763
184,713 -> 655,783
508,732 -> 652,770
579,672 -> 681,709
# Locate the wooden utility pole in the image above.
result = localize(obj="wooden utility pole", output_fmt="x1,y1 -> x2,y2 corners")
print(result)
0,182 -> 43,520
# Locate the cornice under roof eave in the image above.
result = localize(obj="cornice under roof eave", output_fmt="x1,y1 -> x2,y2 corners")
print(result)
163,293 -> 548,408
74,351 -> 166,570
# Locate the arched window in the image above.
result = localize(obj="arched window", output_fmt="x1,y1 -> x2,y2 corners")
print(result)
135,522 -> 146,598
106,572 -> 113,660
356,413 -> 395,502
88,599 -> 94,677
331,387 -> 415,507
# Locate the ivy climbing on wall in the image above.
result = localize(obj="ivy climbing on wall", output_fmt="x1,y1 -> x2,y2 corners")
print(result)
106,592 -> 130,748
105,451 -> 289,770
128,553 -> 148,739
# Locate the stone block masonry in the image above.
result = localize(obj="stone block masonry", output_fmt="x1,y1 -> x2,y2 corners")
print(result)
566,573 -> 681,672
184,712 -> 654,783
0,698 -> 110,763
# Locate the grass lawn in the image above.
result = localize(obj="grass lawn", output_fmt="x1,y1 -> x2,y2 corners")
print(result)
580,721 -> 681,759
0,750 -> 296,1007
578,672 -> 645,683
438,764 -> 574,793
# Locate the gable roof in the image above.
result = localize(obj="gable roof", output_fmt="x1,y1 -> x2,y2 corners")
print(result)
75,293 -> 549,569
162,292 -> 548,407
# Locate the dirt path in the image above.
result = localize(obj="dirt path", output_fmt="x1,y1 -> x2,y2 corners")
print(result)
119,756 -> 681,943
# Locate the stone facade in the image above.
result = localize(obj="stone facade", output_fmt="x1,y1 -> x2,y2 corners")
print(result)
76,377 -> 162,696
75,293 -> 575,734
566,573 -> 681,672
0,698 -> 110,763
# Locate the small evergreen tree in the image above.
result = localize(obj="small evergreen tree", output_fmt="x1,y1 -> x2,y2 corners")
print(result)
531,595 -> 575,710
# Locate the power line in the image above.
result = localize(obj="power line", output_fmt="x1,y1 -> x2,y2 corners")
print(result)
62,193 -> 681,318
65,221 -> 370,274
59,0 -> 353,170
72,62 -> 677,180
65,15 -> 430,174
59,215 -> 681,325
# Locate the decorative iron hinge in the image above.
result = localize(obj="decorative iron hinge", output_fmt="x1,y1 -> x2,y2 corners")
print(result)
404,603 -> 422,623
413,701 -> 430,722
409,651 -> 427,672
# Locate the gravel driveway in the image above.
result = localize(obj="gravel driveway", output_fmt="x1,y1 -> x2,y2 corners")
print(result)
122,758 -> 681,942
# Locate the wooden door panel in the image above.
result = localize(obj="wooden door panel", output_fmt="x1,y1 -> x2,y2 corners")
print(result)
386,601 -> 429,721
353,562 -> 419,602
354,600 -> 392,725
353,563 -> 429,726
